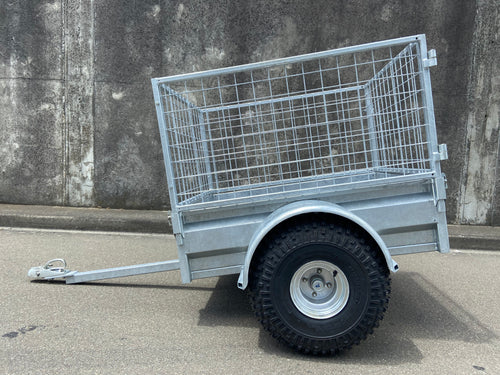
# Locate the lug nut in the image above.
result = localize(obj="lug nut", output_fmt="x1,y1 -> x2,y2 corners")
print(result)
312,292 -> 317,297
317,268 -> 322,274
326,282 -> 332,288
302,277 -> 308,282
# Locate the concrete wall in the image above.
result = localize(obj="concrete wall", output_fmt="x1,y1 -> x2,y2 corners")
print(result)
0,0 -> 499,224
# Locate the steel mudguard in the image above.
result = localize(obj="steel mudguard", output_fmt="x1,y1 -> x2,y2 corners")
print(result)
237,200 -> 399,290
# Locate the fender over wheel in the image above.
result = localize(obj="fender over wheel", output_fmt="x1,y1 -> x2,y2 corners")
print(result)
249,219 -> 391,355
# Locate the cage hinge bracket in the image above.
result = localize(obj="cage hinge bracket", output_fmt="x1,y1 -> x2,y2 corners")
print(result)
423,49 -> 437,68
432,175 -> 447,212
433,144 -> 448,161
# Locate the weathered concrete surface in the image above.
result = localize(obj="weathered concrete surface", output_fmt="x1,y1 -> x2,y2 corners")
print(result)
458,0 -> 500,225
0,1 -> 64,205
0,0 -> 499,224
92,1 -> 168,209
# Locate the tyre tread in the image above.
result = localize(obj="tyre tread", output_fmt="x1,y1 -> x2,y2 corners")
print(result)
249,219 -> 391,355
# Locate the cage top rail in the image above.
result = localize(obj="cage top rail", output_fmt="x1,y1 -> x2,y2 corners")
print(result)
152,34 -> 427,84
203,86 -> 364,114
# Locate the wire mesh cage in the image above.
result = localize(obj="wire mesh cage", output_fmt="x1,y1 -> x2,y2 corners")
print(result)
153,35 -> 437,211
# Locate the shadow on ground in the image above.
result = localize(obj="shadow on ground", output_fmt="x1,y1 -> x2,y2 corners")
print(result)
196,272 -> 497,364
46,271 -> 496,364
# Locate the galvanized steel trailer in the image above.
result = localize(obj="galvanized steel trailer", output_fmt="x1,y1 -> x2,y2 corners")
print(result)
29,35 -> 449,355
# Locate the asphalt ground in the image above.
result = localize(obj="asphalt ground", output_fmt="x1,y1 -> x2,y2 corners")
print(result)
1,227 -> 499,374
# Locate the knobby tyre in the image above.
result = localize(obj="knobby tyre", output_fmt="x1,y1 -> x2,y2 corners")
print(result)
249,219 -> 391,355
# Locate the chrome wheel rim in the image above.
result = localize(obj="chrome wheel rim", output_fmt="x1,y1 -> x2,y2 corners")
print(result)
290,260 -> 349,319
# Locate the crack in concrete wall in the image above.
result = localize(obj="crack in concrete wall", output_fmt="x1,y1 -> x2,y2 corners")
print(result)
62,0 -> 95,206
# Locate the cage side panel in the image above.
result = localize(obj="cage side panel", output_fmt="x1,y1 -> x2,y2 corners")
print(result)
205,87 -> 372,192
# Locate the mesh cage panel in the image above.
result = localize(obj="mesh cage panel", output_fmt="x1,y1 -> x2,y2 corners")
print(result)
154,38 -> 434,209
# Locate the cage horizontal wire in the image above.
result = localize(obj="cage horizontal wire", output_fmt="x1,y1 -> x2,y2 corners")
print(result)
153,36 -> 436,211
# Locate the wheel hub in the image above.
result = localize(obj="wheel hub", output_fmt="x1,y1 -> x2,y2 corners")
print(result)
310,276 -> 324,291
290,260 -> 349,319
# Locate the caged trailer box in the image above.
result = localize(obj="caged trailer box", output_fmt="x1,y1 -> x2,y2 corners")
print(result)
30,34 -> 449,355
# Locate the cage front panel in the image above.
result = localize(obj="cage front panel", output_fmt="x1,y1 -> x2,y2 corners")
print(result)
160,85 -> 212,205
155,37 -> 435,210
365,43 -> 430,176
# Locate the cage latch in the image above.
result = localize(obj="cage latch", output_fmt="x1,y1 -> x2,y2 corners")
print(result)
423,49 -> 437,68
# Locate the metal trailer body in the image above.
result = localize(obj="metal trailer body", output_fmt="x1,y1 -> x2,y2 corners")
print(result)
29,34 -> 449,354
151,34 -> 448,287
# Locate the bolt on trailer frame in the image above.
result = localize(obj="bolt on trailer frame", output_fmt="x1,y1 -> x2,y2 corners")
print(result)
29,35 -> 449,354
